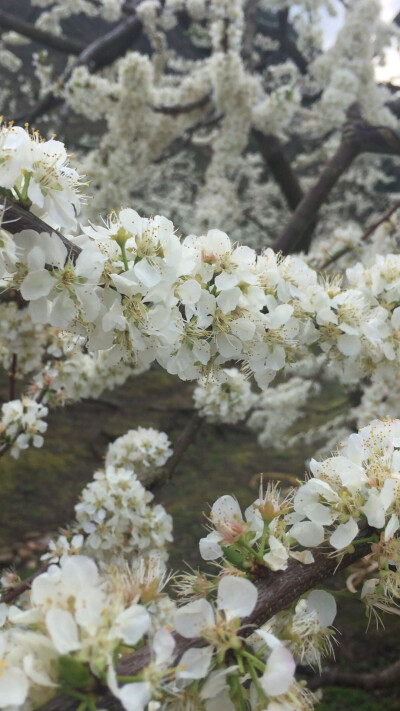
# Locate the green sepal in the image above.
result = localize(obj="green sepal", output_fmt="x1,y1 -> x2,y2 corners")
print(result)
57,656 -> 94,690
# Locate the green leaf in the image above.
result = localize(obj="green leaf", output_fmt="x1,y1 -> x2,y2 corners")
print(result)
57,656 -> 93,690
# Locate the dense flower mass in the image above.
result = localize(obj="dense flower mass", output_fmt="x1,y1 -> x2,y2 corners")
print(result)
2,418 -> 399,710
0,397 -> 48,458
193,368 -> 257,424
5,188 -> 400,399
44,428 -> 174,565
0,125 -> 83,229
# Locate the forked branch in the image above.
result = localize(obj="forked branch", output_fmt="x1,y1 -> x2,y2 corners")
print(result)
275,107 -> 400,254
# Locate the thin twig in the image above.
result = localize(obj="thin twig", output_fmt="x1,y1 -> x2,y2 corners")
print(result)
152,94 -> 211,115
0,564 -> 49,604
9,354 -> 17,401
147,411 -> 202,491
321,199 -> 400,269
306,658 -> 400,691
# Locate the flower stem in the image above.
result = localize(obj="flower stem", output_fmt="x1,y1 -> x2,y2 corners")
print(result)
119,242 -> 129,271
228,674 -> 247,711
20,172 -> 32,204
242,649 -> 266,672
258,521 -> 269,557
240,539 -> 264,562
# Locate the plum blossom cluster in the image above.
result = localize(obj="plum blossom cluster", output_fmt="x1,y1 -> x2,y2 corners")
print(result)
0,125 -> 83,229
193,368 -> 258,424
247,376 -> 321,449
172,575 -> 313,711
0,302 -> 47,377
0,556 -> 312,711
105,426 -> 173,476
256,589 -> 338,672
199,419 -> 400,617
0,397 -> 48,459
29,341 -> 145,409
0,554 -> 175,710
8,195 -> 400,394
0,305 -> 145,457
2,124 -> 400,394
44,427 -> 173,565
2,419 -> 400,710
291,419 -> 400,552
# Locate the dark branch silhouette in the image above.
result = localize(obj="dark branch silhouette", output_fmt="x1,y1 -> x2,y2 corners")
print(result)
275,106 -> 400,254
0,9 -> 84,55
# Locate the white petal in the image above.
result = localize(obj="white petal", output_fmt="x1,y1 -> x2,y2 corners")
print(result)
384,513 -> 399,542
21,269 -> 54,300
306,590 -> 337,627
211,495 -> 242,523
176,645 -> 213,680
153,628 -> 175,666
380,479 -> 397,510
200,666 -> 238,700
217,576 -> 258,620
304,502 -> 336,525
361,491 -> 385,529
199,531 -> 223,560
329,518 -> 359,550
290,521 -> 325,547
113,605 -> 150,645
0,667 -> 29,705
337,334 -> 361,356
62,555 -> 99,587
174,598 -> 214,638
118,681 -> 152,711
45,607 -> 80,654
261,646 -> 296,696
23,653 -> 57,687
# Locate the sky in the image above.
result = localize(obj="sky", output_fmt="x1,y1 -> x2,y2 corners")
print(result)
319,0 -> 400,83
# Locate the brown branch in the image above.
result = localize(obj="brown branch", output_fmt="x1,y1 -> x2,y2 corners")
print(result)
258,18 -> 309,75
275,140 -> 359,254
275,108 -> 400,255
253,130 -> 304,211
9,354 -> 17,401
14,14 -> 143,124
1,198 -> 81,262
147,411 -> 202,491
152,94 -> 211,116
306,658 -> 400,691
321,199 -> 400,269
242,0 -> 259,65
39,537 -> 373,711
0,564 -> 49,604
0,9 -> 85,55
153,112 -> 223,164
